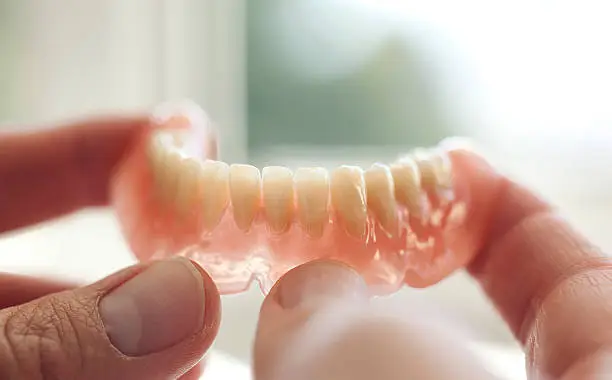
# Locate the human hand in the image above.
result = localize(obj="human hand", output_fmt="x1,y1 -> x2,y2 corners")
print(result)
0,117 -> 220,379
253,150 -> 612,379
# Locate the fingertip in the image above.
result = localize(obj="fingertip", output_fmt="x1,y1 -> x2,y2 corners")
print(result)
256,260 -> 368,354
99,258 -> 218,357
258,259 -> 368,338
255,261 -> 368,380
112,259 -> 220,377
188,259 -> 222,343
256,261 -> 496,380
0,259 -> 221,380
267,260 -> 367,311
179,361 -> 206,380
447,142 -> 612,378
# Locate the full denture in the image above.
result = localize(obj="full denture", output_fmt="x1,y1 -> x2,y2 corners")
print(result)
111,102 -> 470,295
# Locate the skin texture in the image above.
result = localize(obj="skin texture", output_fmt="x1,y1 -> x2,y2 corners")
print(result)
0,116 -> 217,379
254,154 -> 612,380
1,112 -> 612,379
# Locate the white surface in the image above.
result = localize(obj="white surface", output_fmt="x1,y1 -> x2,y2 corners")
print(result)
198,351 -> 252,380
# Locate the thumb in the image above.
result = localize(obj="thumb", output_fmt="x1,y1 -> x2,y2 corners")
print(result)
0,257 -> 220,380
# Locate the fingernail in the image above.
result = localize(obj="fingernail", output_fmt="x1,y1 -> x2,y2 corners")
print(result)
100,257 -> 206,356
276,260 -> 367,309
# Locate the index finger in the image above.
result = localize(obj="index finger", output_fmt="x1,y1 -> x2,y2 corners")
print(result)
0,116 -> 148,233
455,150 -> 612,378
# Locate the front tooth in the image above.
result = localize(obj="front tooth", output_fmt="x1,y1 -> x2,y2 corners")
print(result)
229,164 -> 261,231
196,160 -> 230,231
364,164 -> 397,234
262,166 -> 294,234
295,167 -> 329,238
175,158 -> 202,217
390,159 -> 423,218
330,166 -> 367,238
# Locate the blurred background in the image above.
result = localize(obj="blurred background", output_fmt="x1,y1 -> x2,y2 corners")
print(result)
2,1 -> 612,378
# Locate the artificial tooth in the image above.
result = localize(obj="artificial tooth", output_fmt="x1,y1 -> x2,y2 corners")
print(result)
330,166 -> 367,238
411,149 -> 452,190
364,164 -> 398,234
262,166 -> 294,234
430,151 -> 453,188
174,158 -> 202,217
158,150 -> 183,203
147,135 -> 166,185
295,167 -> 329,238
168,130 -> 192,150
390,159 -> 423,218
147,132 -> 166,168
197,160 -> 230,231
229,164 -> 261,231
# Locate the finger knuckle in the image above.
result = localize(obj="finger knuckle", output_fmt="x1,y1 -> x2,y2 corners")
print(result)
0,293 -> 97,379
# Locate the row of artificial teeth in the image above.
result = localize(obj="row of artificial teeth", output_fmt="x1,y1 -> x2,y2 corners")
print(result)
148,132 -> 452,239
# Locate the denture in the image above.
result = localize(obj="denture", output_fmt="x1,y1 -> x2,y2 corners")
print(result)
111,102 -> 473,295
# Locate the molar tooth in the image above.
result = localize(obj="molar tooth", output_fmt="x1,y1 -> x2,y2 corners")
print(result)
147,133 -> 167,185
147,131 -> 165,164
390,159 -> 423,218
409,149 -> 435,190
430,150 -> 453,188
364,164 -> 398,234
330,166 -> 367,239
295,167 -> 329,238
148,132 -> 192,206
411,148 -> 452,190
229,164 -> 261,231
158,150 -> 183,204
197,160 -> 230,231
262,166 -> 294,234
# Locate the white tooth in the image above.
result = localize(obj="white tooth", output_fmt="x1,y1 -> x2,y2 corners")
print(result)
174,158 -> 201,217
169,130 -> 192,150
148,132 -> 191,205
148,131 -> 165,161
158,150 -> 183,203
262,166 -> 294,234
364,164 -> 398,234
196,160 -> 230,231
390,159 -> 423,218
415,159 -> 436,191
147,133 -> 166,182
411,149 -> 452,190
430,150 -> 453,188
229,164 -> 261,231
330,166 -> 367,238
295,167 -> 329,238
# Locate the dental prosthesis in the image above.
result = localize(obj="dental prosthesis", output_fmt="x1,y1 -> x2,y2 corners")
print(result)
111,103 -> 474,295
